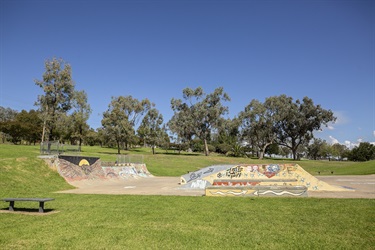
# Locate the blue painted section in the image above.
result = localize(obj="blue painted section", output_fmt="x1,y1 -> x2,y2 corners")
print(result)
180,165 -> 234,189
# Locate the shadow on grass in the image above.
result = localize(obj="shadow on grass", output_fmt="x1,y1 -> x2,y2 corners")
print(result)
94,151 -> 122,155
154,152 -> 201,156
0,207 -> 56,214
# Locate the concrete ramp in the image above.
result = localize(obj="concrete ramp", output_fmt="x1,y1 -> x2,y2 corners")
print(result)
53,155 -> 152,182
180,164 -> 351,197
180,165 -> 234,189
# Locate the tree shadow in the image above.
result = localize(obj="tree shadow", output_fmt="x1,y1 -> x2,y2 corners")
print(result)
154,152 -> 201,156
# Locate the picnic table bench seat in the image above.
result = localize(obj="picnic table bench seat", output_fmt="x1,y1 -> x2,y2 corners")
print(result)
3,198 -> 54,213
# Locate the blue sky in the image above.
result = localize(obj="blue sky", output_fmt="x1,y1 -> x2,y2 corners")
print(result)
1,0 -> 374,147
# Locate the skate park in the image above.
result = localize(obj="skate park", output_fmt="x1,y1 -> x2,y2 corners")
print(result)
50,155 -> 374,199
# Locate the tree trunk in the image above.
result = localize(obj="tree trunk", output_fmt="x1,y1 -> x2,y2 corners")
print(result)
204,138 -> 209,156
41,120 -> 46,143
292,150 -> 297,160
79,127 -> 83,147
152,146 -> 155,155
259,142 -> 272,160
117,140 -> 121,154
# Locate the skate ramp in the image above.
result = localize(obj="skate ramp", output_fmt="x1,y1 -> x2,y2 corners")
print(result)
180,164 -> 352,197
55,155 -> 152,183
180,165 -> 234,189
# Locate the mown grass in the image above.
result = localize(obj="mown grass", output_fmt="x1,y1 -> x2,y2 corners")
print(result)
0,143 -> 374,249
1,195 -> 374,249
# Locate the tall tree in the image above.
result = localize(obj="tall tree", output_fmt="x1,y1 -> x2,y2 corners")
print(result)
137,108 -> 164,154
307,138 -> 328,160
34,57 -> 75,142
170,87 -> 230,156
70,90 -> 91,146
239,99 -> 278,159
331,143 -> 349,160
270,95 -> 336,160
101,96 -> 151,153
167,104 -> 195,150
215,118 -> 240,146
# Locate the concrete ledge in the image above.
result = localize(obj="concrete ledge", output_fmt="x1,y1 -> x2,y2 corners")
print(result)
206,185 -> 308,197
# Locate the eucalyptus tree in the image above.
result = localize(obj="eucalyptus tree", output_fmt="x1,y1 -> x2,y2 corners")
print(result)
0,106 -> 18,122
35,58 -> 76,142
101,96 -> 151,153
215,118 -> 240,146
213,118 -> 241,155
331,143 -> 349,160
270,95 -> 336,160
239,99 -> 278,159
167,104 -> 195,150
137,108 -> 164,154
170,87 -> 230,156
70,90 -> 91,146
307,138 -> 328,160
0,106 -> 18,143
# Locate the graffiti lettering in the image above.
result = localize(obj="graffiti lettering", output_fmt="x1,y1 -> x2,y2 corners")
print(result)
226,166 -> 243,178
188,172 -> 202,182
203,167 -> 214,174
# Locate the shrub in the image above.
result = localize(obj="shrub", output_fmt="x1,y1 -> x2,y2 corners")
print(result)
216,143 -> 232,154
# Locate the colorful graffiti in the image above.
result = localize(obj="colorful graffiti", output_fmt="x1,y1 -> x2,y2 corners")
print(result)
180,165 -> 231,185
55,156 -> 152,182
102,164 -> 151,179
180,163 -> 350,196
58,158 -> 105,181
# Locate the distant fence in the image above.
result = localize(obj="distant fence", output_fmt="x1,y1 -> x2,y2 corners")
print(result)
117,154 -> 144,164
40,141 -> 81,155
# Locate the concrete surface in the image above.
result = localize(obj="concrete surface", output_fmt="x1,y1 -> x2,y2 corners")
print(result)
57,175 -> 375,198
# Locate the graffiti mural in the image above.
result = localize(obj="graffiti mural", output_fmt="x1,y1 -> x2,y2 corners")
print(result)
180,165 -> 232,185
225,166 -> 243,178
179,163 -> 352,196
58,157 -> 105,181
102,164 -> 152,179
54,156 -> 152,182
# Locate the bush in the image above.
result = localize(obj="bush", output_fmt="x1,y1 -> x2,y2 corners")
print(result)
216,143 -> 232,154
348,142 -> 375,161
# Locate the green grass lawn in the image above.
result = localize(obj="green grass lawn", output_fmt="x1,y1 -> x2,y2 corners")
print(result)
0,144 -> 374,249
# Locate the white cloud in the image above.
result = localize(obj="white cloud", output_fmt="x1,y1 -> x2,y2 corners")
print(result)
373,131 -> 375,137
333,111 -> 349,125
344,140 -> 359,149
329,136 -> 339,145
327,125 -> 335,130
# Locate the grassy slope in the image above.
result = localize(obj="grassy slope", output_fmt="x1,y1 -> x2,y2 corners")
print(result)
0,144 -> 374,249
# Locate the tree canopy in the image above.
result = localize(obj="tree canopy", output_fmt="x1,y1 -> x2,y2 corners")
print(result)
170,87 -> 230,156
239,95 -> 336,160
2,56 -> 370,162
101,96 -> 151,153
34,57 -> 76,142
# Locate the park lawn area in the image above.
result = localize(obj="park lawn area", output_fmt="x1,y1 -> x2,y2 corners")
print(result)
0,144 -> 374,249
1,195 -> 374,249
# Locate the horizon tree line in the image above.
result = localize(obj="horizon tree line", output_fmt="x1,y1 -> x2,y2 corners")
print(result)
1,57 -> 374,161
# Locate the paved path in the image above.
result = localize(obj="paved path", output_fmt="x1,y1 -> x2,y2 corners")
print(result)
57,175 -> 375,198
